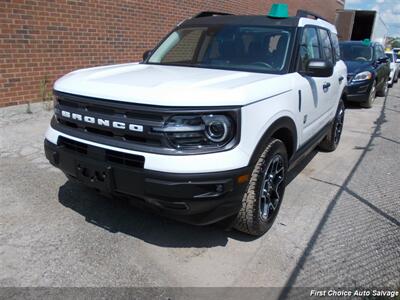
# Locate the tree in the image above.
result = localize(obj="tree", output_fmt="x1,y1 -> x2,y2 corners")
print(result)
387,37 -> 400,48
392,39 -> 400,48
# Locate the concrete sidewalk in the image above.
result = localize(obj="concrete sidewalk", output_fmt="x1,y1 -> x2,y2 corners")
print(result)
0,86 -> 399,293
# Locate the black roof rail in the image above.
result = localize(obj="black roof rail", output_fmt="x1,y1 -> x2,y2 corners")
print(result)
296,9 -> 328,22
192,11 -> 233,19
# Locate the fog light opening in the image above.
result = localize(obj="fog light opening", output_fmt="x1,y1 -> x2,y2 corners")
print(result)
237,174 -> 250,184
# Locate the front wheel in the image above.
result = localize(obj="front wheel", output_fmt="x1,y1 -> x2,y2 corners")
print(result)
234,139 -> 288,236
361,81 -> 376,108
377,79 -> 389,97
319,99 -> 345,152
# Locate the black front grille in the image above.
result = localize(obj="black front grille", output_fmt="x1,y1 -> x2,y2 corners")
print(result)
53,91 -> 179,153
58,136 -> 145,168
52,91 -> 240,155
105,149 -> 145,168
55,92 -> 165,148
58,136 -> 87,154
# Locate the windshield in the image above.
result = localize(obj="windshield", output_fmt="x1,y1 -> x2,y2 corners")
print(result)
340,44 -> 373,62
385,53 -> 393,62
147,25 -> 293,73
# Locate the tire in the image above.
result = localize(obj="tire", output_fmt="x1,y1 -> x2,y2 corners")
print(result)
234,139 -> 288,236
377,79 -> 389,97
360,81 -> 376,108
319,99 -> 345,152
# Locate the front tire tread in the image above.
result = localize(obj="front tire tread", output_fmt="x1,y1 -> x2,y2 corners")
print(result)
234,139 -> 287,236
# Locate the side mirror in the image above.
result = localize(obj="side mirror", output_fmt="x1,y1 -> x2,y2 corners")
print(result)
305,59 -> 333,77
142,50 -> 152,61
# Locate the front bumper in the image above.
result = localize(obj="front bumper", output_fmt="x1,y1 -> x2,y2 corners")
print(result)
44,138 -> 250,225
344,80 -> 373,102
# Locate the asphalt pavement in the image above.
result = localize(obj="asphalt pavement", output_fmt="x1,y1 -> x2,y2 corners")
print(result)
0,84 -> 399,298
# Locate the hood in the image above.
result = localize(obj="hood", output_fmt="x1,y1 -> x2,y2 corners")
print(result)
54,63 -> 289,107
343,60 -> 373,76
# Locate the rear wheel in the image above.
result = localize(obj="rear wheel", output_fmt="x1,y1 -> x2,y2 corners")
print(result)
234,139 -> 287,236
360,81 -> 376,108
319,99 -> 345,152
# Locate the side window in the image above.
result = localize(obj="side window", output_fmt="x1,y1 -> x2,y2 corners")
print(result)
330,33 -> 341,62
298,27 -> 321,71
375,45 -> 384,59
318,29 -> 334,64
379,46 -> 385,58
374,45 -> 380,60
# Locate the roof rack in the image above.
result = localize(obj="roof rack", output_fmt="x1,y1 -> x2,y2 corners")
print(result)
296,9 -> 328,22
192,11 -> 233,19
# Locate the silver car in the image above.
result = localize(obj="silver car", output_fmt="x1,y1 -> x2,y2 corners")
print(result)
385,51 -> 400,86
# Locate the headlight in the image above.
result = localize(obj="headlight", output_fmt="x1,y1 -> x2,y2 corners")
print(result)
153,113 -> 237,151
352,71 -> 372,82
203,115 -> 231,142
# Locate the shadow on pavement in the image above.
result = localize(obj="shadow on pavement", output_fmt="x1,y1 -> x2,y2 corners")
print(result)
279,93 -> 391,299
287,149 -> 318,185
344,93 -> 387,110
58,180 -> 257,248
57,148 -> 320,249
55,130 -> 332,250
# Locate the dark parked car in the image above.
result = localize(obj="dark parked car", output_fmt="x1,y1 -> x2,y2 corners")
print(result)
340,41 -> 390,108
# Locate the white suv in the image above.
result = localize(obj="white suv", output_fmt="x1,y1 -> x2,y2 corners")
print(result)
385,51 -> 399,86
45,9 -> 347,236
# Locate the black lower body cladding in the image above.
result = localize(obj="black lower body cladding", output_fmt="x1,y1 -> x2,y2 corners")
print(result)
44,138 -> 249,225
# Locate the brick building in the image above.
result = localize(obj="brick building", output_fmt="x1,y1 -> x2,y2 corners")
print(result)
0,0 -> 345,107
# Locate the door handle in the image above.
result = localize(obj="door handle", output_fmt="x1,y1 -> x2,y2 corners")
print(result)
338,76 -> 344,83
323,82 -> 331,92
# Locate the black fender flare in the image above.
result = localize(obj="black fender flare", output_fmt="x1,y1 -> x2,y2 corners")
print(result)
249,116 -> 298,166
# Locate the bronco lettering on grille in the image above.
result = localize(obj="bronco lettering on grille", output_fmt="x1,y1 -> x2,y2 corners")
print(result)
59,110 -> 144,132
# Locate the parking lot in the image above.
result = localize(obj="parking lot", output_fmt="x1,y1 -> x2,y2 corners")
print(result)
0,85 -> 399,293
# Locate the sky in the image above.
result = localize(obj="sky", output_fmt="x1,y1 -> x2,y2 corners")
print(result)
345,0 -> 400,37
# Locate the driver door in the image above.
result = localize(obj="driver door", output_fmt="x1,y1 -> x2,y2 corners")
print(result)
297,26 -> 330,144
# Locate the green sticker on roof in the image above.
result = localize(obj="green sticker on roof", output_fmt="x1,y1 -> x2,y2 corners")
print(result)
362,39 -> 371,46
268,3 -> 289,18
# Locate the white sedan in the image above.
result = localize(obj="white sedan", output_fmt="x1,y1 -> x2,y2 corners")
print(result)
385,51 -> 400,86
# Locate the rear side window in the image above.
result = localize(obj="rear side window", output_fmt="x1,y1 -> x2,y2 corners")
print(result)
318,29 -> 334,64
379,46 -> 385,58
375,45 -> 380,59
298,27 -> 321,71
330,33 -> 341,62
374,44 -> 385,59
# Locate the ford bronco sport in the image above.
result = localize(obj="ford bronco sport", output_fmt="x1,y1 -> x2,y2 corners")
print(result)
45,7 -> 347,236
